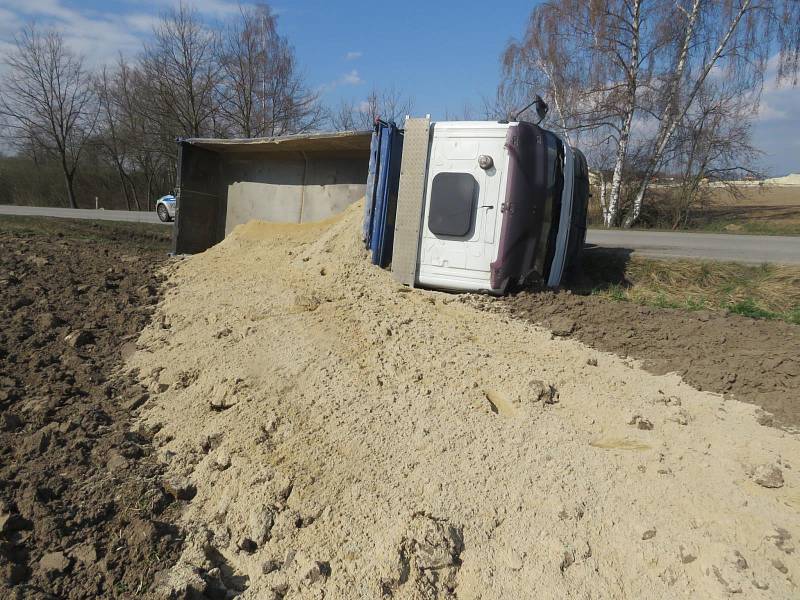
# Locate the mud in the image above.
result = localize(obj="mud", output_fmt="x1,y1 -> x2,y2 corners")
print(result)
0,217 -> 185,598
500,287 -> 800,430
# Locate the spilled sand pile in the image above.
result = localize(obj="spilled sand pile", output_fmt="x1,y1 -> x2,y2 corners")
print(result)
128,202 -> 798,599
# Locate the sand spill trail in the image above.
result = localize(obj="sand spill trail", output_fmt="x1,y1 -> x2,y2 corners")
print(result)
129,203 -> 799,599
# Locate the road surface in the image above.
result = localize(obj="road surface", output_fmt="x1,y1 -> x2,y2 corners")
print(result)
1,204 -> 798,265
585,229 -> 800,265
0,205 -> 165,224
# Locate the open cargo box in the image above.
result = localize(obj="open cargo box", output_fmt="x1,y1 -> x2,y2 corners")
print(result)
173,131 -> 371,255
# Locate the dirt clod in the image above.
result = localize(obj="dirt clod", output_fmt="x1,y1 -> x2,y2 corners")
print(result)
629,414 -> 654,430
164,478 -> 197,501
751,464 -> 784,488
64,329 -> 94,348
39,551 -> 71,575
548,316 -> 575,336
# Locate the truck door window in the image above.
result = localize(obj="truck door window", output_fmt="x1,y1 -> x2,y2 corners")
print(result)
428,172 -> 478,237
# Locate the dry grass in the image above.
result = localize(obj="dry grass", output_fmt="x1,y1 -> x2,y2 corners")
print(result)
577,251 -> 800,324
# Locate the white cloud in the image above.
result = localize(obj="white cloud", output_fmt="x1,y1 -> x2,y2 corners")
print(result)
317,69 -> 364,94
345,51 -> 362,61
755,99 -> 788,122
1,0 -> 250,67
341,69 -> 362,85
123,13 -> 163,34
122,0 -> 243,18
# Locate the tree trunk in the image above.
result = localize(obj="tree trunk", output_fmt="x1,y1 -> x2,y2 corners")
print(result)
115,163 -> 132,210
60,154 -> 78,208
604,0 -> 641,228
622,0 -> 746,228
625,183 -> 646,227
598,173 -> 608,224
146,174 -> 154,211
606,119 -> 632,228
126,175 -> 141,211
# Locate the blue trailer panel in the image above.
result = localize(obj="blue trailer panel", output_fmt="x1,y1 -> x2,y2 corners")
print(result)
362,126 -> 381,247
369,121 -> 403,266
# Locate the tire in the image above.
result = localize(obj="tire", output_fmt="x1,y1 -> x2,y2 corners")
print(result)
157,204 -> 171,222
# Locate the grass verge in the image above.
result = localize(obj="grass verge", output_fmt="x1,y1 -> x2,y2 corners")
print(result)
587,221 -> 800,236
575,250 -> 800,325
691,219 -> 800,236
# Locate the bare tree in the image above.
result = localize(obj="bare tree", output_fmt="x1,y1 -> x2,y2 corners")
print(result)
217,5 -> 323,138
0,25 -> 97,208
330,86 -> 413,130
654,78 -> 762,229
140,3 -> 219,139
502,0 -> 674,226
96,64 -> 140,210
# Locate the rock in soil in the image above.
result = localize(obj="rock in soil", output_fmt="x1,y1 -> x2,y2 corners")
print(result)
64,329 -> 94,348
751,463 -> 784,488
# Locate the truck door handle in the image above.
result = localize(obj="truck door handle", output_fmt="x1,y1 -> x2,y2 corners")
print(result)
480,205 -> 494,209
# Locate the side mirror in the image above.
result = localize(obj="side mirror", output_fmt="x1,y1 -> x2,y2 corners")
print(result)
534,95 -> 549,123
510,94 -> 550,124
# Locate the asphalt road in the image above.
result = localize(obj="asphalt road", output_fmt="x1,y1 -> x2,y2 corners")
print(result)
1,204 -> 798,265
585,229 -> 800,265
0,204 -> 165,224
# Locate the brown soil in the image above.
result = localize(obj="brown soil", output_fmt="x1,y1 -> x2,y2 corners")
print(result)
0,217 -> 188,598
500,289 -> 800,431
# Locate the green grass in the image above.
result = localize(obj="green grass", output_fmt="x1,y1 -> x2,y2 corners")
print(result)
693,220 -> 800,236
576,250 -> 800,325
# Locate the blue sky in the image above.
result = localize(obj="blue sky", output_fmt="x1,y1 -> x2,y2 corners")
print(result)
2,0 -> 799,175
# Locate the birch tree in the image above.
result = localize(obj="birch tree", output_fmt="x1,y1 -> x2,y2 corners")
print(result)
502,0 -> 672,226
623,0 -> 799,226
0,26 -> 97,208
503,0 -> 799,228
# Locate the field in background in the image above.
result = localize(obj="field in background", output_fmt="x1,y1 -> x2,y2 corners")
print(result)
589,184 -> 800,235
699,186 -> 800,235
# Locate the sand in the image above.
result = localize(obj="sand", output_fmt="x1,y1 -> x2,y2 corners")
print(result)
128,202 -> 799,599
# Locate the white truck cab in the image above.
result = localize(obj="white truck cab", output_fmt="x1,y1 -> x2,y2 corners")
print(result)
416,121 -> 577,293
363,117 -> 589,294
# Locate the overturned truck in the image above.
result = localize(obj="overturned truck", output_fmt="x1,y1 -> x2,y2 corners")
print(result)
365,118 -> 589,293
172,118 -> 589,293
